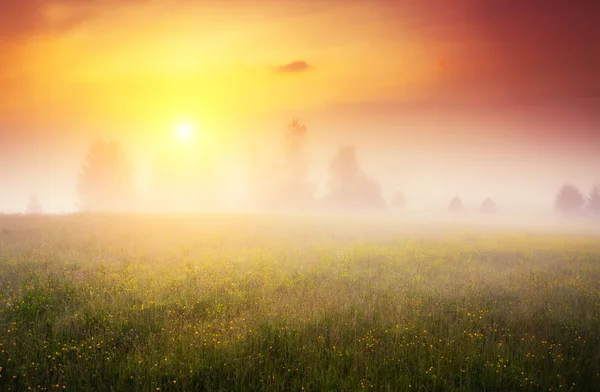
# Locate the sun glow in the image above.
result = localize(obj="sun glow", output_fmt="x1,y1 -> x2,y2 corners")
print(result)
176,123 -> 194,141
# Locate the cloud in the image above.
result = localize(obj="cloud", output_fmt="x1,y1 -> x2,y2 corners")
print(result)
274,60 -> 312,74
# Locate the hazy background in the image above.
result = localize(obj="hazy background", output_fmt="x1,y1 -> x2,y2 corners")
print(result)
1,0 -> 599,213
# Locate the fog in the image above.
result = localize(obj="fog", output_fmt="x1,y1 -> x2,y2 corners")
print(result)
1,0 -> 599,219
1,112 -> 599,225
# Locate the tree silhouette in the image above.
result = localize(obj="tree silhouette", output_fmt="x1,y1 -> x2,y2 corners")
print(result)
588,185 -> 600,214
77,139 -> 134,212
285,119 -> 307,161
283,119 -> 314,206
390,191 -> 406,209
259,119 -> 315,209
480,197 -> 497,214
329,146 -> 361,187
26,194 -> 42,215
554,184 -> 585,214
323,145 -> 386,209
449,196 -> 464,212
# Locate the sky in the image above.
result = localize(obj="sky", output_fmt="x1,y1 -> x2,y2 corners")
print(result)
1,0 -> 599,212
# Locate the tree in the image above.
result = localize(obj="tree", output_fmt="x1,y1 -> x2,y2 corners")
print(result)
480,197 -> 497,214
257,119 -> 315,210
77,139 -> 135,212
282,119 -> 314,207
554,184 -> 585,215
26,194 -> 42,215
390,191 -> 406,209
323,145 -> 386,209
449,196 -> 464,212
588,185 -> 600,214
285,119 -> 307,161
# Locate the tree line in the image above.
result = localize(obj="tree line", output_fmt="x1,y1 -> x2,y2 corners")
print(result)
554,184 -> 600,216
21,120 -> 600,216
72,120 -> 393,213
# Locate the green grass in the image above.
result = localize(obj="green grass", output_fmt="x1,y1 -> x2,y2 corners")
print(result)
1,214 -> 599,391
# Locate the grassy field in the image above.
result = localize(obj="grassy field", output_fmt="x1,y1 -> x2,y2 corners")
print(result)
1,214 -> 599,391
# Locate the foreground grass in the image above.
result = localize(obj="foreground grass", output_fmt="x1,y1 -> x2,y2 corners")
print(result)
1,214 -> 599,391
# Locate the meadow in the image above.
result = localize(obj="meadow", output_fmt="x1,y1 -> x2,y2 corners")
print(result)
0,214 -> 599,391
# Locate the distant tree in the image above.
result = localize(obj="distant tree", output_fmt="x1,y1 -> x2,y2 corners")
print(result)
26,194 -> 42,215
77,139 -> 135,212
448,196 -> 464,212
283,119 -> 314,206
480,197 -> 497,214
390,191 -> 406,209
588,185 -> 600,214
285,119 -> 308,161
259,119 -> 315,209
323,145 -> 387,209
554,184 -> 585,215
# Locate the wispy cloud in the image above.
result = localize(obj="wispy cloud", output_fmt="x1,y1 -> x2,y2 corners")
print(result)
274,60 -> 312,74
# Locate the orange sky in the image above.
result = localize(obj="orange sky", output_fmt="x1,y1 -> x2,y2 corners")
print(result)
1,0 -> 599,212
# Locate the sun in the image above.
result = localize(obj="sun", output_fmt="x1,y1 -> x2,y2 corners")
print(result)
176,123 -> 194,141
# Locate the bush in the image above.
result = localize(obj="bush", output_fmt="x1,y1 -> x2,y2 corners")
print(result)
480,197 -> 497,214
448,196 -> 464,212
